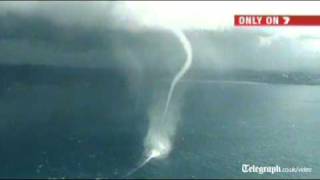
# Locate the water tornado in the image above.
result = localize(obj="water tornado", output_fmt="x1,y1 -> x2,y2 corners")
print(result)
161,29 -> 193,125
124,29 -> 193,178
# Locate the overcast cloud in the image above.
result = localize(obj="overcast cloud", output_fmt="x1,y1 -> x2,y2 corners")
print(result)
0,1 -> 320,73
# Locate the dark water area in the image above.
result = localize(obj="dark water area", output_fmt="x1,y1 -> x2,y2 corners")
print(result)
0,65 -> 320,178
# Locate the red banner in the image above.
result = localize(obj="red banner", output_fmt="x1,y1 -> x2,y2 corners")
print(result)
234,15 -> 320,26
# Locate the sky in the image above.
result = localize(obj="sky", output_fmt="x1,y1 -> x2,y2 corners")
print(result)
0,1 -> 320,73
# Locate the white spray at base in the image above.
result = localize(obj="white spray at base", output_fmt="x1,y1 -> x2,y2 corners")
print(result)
124,29 -> 193,178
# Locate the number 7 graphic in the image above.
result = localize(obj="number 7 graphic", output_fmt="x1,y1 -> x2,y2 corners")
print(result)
283,16 -> 290,25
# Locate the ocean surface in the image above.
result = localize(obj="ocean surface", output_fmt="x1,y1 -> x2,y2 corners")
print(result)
0,67 -> 320,179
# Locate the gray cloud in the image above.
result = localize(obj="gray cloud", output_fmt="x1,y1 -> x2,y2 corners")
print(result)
0,2 -> 319,74
0,2 -> 117,28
